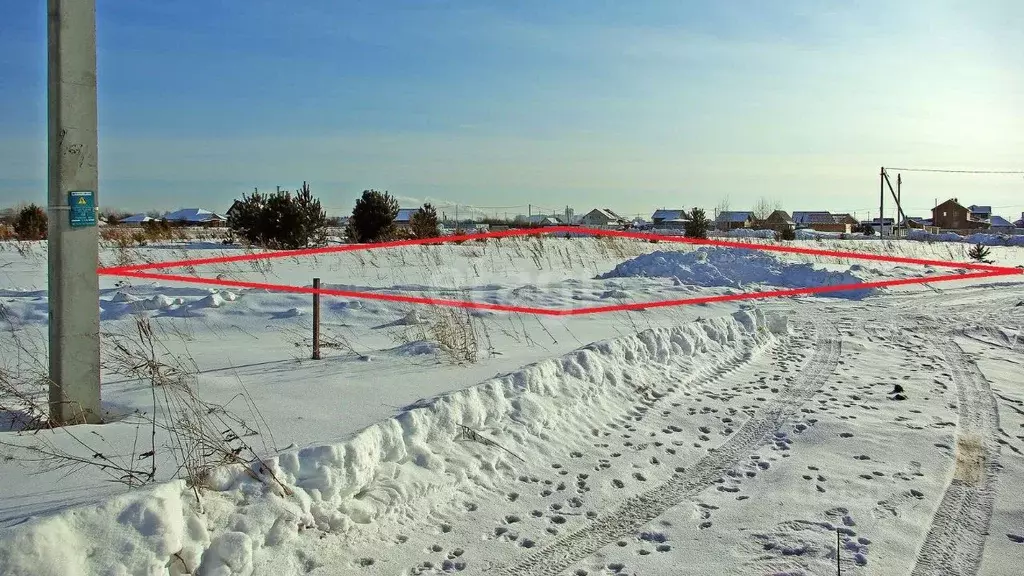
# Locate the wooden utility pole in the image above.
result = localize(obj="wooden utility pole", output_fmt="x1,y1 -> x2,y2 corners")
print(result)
312,277 -> 321,360
879,166 -> 886,236
896,173 -> 902,235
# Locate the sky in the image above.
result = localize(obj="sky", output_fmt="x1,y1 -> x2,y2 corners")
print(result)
1,0 -> 1022,220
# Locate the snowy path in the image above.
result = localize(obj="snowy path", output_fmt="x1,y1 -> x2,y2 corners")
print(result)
497,321 -> 841,576
911,339 -> 1000,576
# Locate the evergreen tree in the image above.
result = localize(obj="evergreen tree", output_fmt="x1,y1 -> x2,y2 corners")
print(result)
13,204 -> 47,240
226,182 -> 327,249
348,189 -> 399,243
968,243 -> 992,264
410,203 -> 440,239
684,207 -> 710,239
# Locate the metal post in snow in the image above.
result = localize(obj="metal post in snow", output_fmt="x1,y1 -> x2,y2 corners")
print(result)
312,277 -> 321,360
836,528 -> 841,575
47,0 -> 101,424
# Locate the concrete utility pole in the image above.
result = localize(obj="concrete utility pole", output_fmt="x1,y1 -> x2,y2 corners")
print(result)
47,0 -> 101,424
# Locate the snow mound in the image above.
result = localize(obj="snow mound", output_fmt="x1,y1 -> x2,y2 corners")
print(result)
109,291 -> 141,303
194,292 -> 238,309
599,248 -> 875,299
907,229 -> 1024,246
390,340 -> 440,356
726,229 -> 776,239
396,310 -> 426,326
143,295 -> 183,310
0,310 -> 788,575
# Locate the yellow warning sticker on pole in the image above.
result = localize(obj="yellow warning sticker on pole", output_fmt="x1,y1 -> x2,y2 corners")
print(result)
69,190 -> 96,227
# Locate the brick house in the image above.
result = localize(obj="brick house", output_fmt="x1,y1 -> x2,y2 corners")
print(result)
931,199 -> 989,231
792,211 -> 851,233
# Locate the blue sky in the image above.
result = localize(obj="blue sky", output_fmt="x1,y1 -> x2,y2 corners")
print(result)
1,1 -> 1022,220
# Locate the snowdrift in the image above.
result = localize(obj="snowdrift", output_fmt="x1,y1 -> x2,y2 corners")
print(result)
0,310 -> 789,576
907,229 -> 1024,246
598,248 -> 876,299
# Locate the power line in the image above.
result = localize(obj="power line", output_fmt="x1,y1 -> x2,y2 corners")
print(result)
885,167 -> 1024,175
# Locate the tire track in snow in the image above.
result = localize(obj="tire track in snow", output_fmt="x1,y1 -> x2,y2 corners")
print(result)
494,323 -> 842,576
910,339 -> 1000,576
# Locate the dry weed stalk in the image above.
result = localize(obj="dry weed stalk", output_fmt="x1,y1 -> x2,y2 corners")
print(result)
0,309 -> 289,499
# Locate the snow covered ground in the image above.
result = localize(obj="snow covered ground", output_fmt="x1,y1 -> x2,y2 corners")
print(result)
0,235 -> 1022,576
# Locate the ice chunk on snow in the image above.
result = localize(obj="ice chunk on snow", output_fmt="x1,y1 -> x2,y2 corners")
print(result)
599,248 -> 875,299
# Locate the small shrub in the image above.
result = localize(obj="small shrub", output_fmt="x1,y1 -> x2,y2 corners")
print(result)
141,219 -> 174,241
348,189 -> 399,243
14,204 -> 47,240
968,243 -> 992,264
779,227 -> 796,241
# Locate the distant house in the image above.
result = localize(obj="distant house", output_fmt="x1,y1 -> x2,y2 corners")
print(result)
651,209 -> 687,225
225,200 -> 244,220
394,208 -> 420,230
164,208 -> 227,226
580,208 -> 626,227
862,217 -> 896,233
630,218 -> 652,230
716,211 -> 754,230
791,211 -> 852,233
120,214 -> 154,225
791,211 -> 834,228
932,198 -> 989,231
989,215 -> 1017,233
761,210 -> 794,231
514,214 -> 562,226
1014,213 -> 1024,228
968,205 -> 992,220
901,216 -> 931,229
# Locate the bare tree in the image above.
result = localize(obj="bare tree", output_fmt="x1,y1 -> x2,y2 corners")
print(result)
715,196 -> 731,232
751,197 -> 781,228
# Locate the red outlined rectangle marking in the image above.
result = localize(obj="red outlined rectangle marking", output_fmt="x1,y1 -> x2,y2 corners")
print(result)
97,226 -> 1022,315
